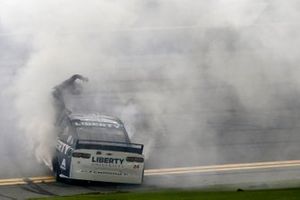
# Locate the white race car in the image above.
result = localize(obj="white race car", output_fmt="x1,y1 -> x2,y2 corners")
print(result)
52,113 -> 145,184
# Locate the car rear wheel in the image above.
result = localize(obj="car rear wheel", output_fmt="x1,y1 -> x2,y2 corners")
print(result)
52,158 -> 62,182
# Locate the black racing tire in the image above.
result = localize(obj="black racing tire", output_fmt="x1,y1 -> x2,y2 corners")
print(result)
141,168 -> 145,184
55,166 -> 62,182
52,158 -> 62,182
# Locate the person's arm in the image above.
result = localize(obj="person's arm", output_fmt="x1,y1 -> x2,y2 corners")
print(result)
56,74 -> 88,90
71,74 -> 89,82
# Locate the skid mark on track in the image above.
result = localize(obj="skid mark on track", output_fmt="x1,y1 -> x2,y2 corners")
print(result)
0,177 -> 55,186
0,193 -> 17,200
21,179 -> 57,197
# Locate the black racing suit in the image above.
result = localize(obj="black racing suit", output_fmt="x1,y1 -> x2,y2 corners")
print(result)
52,74 -> 87,125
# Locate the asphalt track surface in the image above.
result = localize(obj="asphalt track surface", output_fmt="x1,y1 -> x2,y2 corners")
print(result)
0,160 -> 300,199
1,61 -> 300,199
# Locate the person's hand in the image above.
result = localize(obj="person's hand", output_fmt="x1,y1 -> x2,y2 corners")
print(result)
73,74 -> 88,82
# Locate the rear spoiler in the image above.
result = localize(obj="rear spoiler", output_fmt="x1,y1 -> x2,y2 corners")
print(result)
76,140 -> 144,154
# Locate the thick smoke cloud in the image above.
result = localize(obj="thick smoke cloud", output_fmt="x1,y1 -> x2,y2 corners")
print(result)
0,0 -> 300,181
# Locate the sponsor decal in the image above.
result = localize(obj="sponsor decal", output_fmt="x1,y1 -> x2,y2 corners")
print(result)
60,159 -> 66,170
92,157 -> 124,165
74,121 -> 121,129
80,169 -> 127,176
56,140 -> 73,155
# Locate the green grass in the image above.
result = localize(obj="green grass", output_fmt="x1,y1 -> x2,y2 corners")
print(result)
31,188 -> 300,200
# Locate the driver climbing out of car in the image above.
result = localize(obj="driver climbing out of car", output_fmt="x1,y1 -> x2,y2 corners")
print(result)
52,74 -> 88,125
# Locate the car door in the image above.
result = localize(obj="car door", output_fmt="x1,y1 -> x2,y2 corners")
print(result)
57,122 -> 74,177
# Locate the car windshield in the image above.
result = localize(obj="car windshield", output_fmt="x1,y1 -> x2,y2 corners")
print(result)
76,126 -> 128,143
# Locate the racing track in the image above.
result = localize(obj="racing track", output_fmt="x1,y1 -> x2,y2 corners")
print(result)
0,160 -> 300,199
2,160 -> 300,185
1,57 -> 300,199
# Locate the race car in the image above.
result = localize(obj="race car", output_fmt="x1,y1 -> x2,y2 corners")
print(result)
52,113 -> 145,184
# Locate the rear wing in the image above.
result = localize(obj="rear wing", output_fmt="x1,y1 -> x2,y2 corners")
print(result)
76,140 -> 144,155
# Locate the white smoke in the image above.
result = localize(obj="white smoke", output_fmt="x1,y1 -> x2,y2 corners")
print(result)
0,0 -> 300,180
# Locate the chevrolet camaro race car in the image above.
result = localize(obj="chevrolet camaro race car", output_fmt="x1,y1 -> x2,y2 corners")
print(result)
52,113 -> 145,184
51,74 -> 144,184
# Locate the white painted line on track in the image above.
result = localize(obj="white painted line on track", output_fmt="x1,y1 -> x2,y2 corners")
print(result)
1,160 -> 300,186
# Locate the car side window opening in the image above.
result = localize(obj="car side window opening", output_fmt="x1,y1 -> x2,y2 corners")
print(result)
59,129 -> 69,144
59,120 -> 74,143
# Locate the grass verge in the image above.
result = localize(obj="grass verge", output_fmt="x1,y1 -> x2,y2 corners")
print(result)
30,188 -> 300,200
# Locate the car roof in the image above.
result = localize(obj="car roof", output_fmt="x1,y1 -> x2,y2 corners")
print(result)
68,113 -> 123,125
